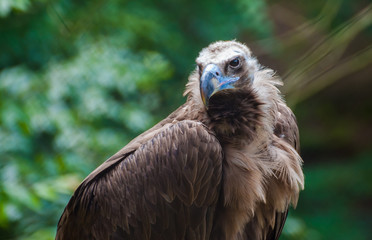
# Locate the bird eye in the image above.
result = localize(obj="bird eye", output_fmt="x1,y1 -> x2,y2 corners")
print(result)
229,58 -> 240,68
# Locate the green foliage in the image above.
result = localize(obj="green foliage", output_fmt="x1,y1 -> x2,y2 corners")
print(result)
0,39 -> 173,238
0,0 -> 31,17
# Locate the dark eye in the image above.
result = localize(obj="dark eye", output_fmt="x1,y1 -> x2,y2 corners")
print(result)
229,58 -> 240,68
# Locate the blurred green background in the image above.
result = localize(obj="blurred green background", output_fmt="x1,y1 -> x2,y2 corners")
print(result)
0,0 -> 371,239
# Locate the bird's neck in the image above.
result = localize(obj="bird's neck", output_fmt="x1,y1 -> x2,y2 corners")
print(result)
206,88 -> 264,145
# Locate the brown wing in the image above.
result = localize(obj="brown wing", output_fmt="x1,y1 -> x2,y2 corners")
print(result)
264,210 -> 289,240
56,120 -> 223,240
274,102 -> 300,153
265,102 -> 300,240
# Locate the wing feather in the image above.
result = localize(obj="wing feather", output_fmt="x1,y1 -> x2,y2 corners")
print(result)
274,102 -> 300,153
56,120 -> 223,240
265,102 -> 300,240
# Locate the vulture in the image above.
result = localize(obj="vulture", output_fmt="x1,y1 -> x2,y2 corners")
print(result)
56,40 -> 304,240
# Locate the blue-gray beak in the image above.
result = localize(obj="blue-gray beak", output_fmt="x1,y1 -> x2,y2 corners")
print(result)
200,64 -> 240,107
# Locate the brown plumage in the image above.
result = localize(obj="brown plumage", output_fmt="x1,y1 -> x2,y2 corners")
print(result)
56,40 -> 304,240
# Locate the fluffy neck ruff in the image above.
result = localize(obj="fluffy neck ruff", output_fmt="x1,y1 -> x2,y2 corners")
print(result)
207,88 -> 264,144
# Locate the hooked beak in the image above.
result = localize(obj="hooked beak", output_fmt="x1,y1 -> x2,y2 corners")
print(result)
200,64 -> 239,107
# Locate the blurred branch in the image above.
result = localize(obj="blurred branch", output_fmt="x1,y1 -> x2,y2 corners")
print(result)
250,2 -> 372,107
47,0 -> 71,34
250,1 -> 342,56
288,44 -> 372,105
274,1 -> 342,46
283,4 -> 372,105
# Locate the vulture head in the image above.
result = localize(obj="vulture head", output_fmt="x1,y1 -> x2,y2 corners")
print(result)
186,41 -> 280,142
197,41 -> 256,106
